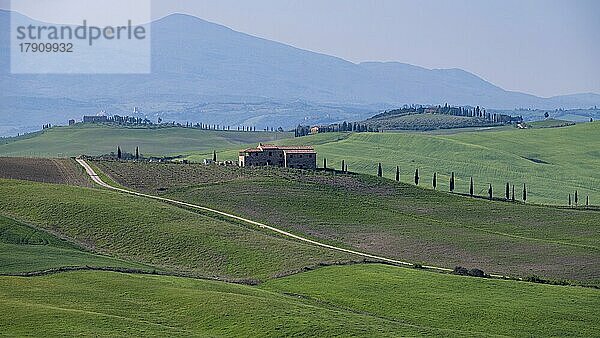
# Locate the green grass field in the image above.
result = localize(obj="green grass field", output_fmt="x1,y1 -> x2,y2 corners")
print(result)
0,265 -> 597,336
0,124 -> 292,157
95,161 -> 600,285
0,179 -> 355,280
262,264 -> 600,337
0,215 -> 147,274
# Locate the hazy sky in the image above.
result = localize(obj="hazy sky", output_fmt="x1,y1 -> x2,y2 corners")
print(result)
3,0 -> 599,97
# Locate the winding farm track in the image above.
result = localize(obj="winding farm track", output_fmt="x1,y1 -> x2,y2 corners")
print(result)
77,158 -> 511,278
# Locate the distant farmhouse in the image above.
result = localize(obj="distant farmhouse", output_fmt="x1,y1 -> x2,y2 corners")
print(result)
239,144 -> 317,169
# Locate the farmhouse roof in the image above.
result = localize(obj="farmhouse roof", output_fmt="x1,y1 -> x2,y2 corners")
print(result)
241,144 -> 315,153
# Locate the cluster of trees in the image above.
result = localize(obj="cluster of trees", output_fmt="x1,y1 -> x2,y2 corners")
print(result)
41,123 -> 53,129
83,115 -> 152,125
111,115 -> 152,125
114,146 -> 141,160
295,122 -> 379,137
373,104 -> 523,124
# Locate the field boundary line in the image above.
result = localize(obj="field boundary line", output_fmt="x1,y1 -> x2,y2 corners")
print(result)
77,158 -> 516,278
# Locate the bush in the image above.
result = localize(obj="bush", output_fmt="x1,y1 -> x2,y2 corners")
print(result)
525,275 -> 570,286
468,268 -> 485,277
453,266 -> 486,278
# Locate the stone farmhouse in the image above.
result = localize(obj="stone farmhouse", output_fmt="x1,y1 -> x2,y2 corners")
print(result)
239,144 -> 317,169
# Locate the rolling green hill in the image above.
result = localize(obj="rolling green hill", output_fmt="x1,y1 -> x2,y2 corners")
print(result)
284,122 -> 599,205
0,179 -> 355,281
95,161 -> 600,285
1,265 -> 598,336
0,124 -> 292,157
197,121 -> 596,205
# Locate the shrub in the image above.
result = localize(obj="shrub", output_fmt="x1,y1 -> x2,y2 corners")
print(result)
453,266 -> 486,278
453,266 -> 469,275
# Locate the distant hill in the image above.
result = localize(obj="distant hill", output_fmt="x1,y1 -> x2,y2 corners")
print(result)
364,113 -> 501,131
1,10 -> 599,135
362,106 -> 521,131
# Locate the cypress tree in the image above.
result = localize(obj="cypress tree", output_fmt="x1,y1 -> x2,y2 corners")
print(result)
450,172 -> 455,192
414,169 -> 419,185
469,177 -> 474,196
575,190 -> 578,206
323,158 -> 327,169
568,194 -> 572,206
377,163 -> 382,177
586,196 -> 589,207
488,184 -> 493,200
117,146 -> 122,159
341,160 -> 345,172
505,182 -> 510,200
135,146 -> 139,160
511,185 -> 515,202
433,172 -> 437,189
523,183 -> 527,202
395,166 -> 400,181
213,150 -> 217,162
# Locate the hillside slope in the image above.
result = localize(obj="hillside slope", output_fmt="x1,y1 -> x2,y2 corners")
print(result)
0,179 -> 354,280
96,161 -> 600,285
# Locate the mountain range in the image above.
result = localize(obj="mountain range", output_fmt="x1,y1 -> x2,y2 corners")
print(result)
0,9 -> 598,135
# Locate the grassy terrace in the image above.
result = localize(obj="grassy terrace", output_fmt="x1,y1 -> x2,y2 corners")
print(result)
95,161 -> 600,285
1,265 -> 598,336
0,179 -> 355,280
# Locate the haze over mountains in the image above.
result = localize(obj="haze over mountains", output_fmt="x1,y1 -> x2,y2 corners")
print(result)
0,10 -> 598,135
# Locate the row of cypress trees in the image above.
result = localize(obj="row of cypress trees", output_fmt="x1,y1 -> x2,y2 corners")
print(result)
323,158 -> 592,206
